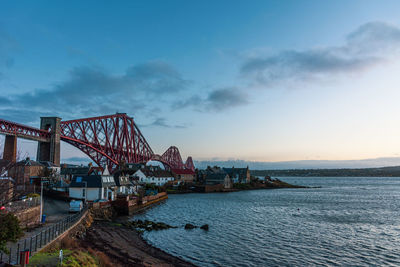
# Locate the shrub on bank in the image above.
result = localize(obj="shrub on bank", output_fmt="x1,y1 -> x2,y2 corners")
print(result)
0,213 -> 23,253
233,183 -> 253,190
28,249 -> 98,267
27,193 -> 41,198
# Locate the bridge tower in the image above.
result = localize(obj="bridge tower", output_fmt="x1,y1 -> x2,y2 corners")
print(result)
3,135 -> 17,162
36,117 -> 61,166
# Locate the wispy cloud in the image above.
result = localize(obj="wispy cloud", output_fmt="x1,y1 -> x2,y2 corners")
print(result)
0,61 -> 189,123
0,26 -> 19,79
140,117 -> 190,129
240,21 -> 400,85
173,87 -> 249,112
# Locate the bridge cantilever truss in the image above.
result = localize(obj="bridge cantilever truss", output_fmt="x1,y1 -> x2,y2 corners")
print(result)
0,113 -> 195,173
0,119 -> 50,142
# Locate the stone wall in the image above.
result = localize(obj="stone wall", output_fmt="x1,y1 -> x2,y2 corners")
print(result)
40,210 -> 93,253
205,184 -> 224,193
14,206 -> 40,228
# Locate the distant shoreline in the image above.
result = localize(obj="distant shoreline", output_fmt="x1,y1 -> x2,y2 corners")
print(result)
251,166 -> 400,177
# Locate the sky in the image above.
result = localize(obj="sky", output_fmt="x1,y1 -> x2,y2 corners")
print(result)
2,0 -> 400,166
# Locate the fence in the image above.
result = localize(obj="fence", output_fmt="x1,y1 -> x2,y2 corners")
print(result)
5,197 -> 40,213
1,206 -> 87,265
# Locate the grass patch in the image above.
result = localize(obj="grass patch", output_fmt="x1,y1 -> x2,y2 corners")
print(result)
28,249 -> 98,267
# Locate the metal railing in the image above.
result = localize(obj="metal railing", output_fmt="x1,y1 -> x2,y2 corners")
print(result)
5,197 -> 40,213
1,206 -> 87,265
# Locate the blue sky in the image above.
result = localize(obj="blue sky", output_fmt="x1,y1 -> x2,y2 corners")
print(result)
2,0 -> 400,165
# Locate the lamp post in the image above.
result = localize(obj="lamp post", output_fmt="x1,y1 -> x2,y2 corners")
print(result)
82,181 -> 87,203
39,179 -> 43,224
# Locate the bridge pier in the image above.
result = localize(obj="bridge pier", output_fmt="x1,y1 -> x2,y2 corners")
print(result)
3,135 -> 17,162
36,117 -> 61,166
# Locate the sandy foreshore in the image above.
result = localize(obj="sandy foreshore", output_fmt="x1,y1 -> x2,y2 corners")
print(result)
80,221 -> 196,267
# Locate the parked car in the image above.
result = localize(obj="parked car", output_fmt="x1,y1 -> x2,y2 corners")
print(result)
69,200 -> 83,213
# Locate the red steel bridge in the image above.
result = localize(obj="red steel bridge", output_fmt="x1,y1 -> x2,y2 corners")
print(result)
0,113 -> 195,173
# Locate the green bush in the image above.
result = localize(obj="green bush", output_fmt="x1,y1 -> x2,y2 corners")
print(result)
27,193 -> 41,198
233,183 -> 252,190
0,213 -> 23,253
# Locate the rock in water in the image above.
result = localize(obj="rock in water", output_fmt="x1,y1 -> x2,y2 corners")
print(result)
184,223 -> 197,229
200,224 -> 209,230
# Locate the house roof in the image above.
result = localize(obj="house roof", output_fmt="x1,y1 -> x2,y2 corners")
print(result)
172,169 -> 195,175
15,158 -> 44,167
40,161 -> 59,168
61,166 -> 90,176
223,167 -> 248,176
135,168 -> 174,178
69,175 -> 116,188
205,173 -> 228,181
125,163 -> 145,170
113,173 -> 132,186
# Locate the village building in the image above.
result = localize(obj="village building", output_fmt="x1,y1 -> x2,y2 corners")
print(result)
69,174 -> 116,201
113,172 -> 135,195
8,158 -> 44,191
124,163 -> 145,172
133,166 -> 175,186
171,168 -> 196,183
204,173 -> 233,189
0,177 -> 14,204
40,161 -> 61,175
223,167 -> 251,183
60,164 -> 90,181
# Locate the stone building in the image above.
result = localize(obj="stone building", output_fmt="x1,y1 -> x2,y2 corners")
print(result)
60,164 -> 90,181
171,168 -> 196,183
0,177 -> 14,204
223,167 -> 251,183
8,158 -> 44,191
204,173 -> 232,189
133,166 -> 175,186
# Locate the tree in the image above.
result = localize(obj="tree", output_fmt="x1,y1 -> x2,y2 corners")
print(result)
0,212 -> 23,254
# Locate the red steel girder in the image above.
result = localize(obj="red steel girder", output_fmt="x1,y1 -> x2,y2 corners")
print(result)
0,114 -> 195,173
184,156 -> 195,171
0,119 -> 50,142
60,113 -> 154,172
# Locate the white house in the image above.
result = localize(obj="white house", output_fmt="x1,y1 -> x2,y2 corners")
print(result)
113,173 -> 135,195
69,174 -> 116,201
133,167 -> 174,186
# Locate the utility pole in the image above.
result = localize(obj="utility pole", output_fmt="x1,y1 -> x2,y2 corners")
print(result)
39,179 -> 43,223
83,181 -> 87,203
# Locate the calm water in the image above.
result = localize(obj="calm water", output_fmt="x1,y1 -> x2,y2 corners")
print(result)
133,177 -> 400,266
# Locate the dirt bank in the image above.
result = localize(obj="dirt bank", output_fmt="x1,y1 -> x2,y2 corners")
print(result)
80,221 -> 196,267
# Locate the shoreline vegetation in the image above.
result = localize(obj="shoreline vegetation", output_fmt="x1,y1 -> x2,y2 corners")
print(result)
28,180 -> 304,266
251,165 -> 400,177
166,177 -> 308,194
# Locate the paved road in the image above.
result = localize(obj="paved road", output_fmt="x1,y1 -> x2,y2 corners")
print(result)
43,196 -> 70,223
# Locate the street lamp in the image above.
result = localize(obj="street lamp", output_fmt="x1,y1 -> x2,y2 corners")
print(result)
39,178 -> 43,224
82,181 -> 87,203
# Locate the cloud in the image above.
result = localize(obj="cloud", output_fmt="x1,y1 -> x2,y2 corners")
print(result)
207,88 -> 249,111
0,27 -> 18,70
240,21 -> 400,85
0,61 -> 189,123
0,108 -> 54,125
173,87 -> 249,112
140,117 -> 189,129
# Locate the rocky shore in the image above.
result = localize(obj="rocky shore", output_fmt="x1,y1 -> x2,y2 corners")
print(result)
80,221 -> 196,267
